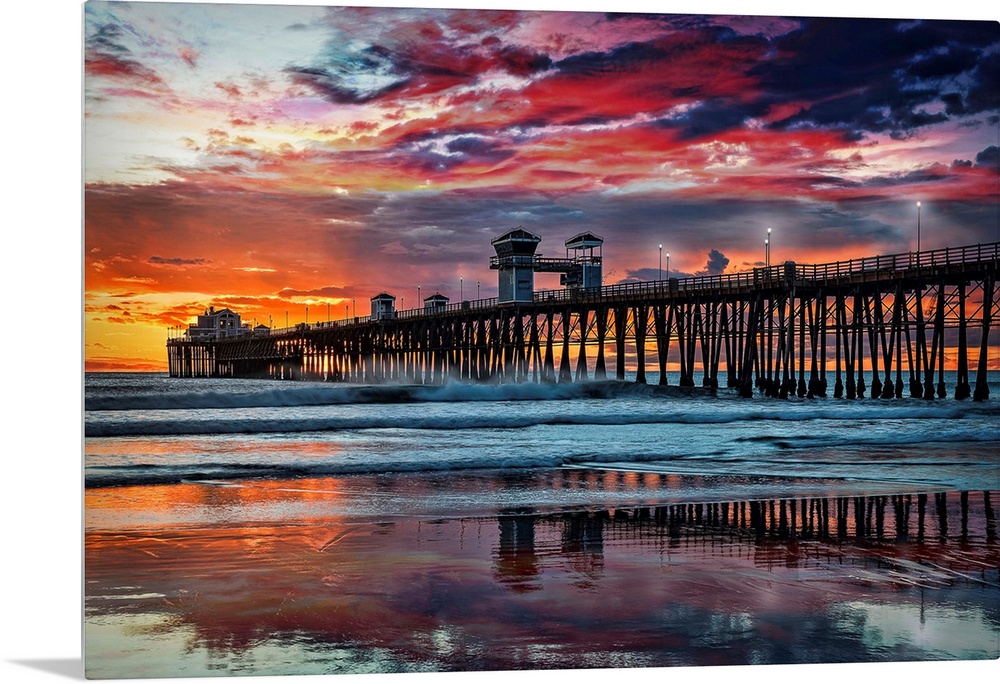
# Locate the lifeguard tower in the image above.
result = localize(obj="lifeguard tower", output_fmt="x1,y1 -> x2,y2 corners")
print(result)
490,228 -> 604,304
490,227 -> 542,304
560,232 -> 603,290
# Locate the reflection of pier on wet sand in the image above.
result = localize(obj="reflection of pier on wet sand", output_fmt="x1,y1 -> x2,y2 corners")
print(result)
494,490 -> 998,592
603,490 -> 998,543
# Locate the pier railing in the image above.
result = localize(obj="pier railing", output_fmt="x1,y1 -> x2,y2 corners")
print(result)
518,241 -> 999,307
793,242 -> 998,280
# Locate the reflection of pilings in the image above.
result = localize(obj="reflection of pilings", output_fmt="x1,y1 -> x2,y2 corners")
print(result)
936,492 -> 949,539
561,511 -> 606,579
594,491 -> 995,551
875,496 -> 886,539
562,511 -> 605,553
985,490 -> 997,542
892,494 -> 911,539
961,490 -> 969,542
494,511 -> 540,593
835,498 -> 846,538
918,493 -> 927,541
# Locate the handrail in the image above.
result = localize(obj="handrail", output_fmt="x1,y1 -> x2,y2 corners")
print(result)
791,242 -> 998,281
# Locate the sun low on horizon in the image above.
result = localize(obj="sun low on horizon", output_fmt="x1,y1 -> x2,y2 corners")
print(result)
83,1 -> 999,372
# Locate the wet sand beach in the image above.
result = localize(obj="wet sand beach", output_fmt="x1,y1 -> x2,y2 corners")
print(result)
84,469 -> 1000,679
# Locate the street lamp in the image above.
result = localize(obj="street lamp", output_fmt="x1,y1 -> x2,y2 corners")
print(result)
352,298 -> 356,318
765,238 -> 769,268
666,251 -> 670,278
767,227 -> 772,267
418,284 -> 421,305
917,201 -> 922,254
327,302 -> 330,322
460,276 -> 464,301
658,244 -> 663,280
305,306 -> 309,325
477,280 -> 481,299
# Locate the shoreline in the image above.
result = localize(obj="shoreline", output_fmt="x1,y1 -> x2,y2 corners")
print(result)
85,452 -> 999,523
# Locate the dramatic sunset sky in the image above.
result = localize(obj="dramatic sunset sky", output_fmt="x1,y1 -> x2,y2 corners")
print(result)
83,0 -> 999,371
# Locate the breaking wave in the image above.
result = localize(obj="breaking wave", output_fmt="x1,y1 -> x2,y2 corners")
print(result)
85,379 -> 707,412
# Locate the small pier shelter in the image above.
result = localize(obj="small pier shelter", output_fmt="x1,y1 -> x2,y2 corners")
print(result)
371,293 -> 397,320
423,293 -> 450,313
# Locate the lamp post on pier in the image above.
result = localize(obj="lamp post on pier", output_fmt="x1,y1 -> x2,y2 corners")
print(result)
917,201 -> 922,254
460,276 -> 464,301
766,227 -> 772,267
658,244 -> 663,280
665,251 -> 670,278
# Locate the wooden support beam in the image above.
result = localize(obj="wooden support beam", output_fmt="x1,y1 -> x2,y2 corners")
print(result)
973,276 -> 994,401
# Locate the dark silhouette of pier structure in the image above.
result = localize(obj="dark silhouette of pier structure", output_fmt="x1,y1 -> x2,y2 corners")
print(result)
167,234 -> 998,401
490,488 -> 998,587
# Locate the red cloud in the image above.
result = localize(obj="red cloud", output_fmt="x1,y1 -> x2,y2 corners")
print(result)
215,81 -> 242,98
178,46 -> 199,68
516,33 -> 766,127
85,53 -> 166,88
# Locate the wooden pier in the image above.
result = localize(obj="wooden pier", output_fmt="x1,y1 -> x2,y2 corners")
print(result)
167,242 -> 998,400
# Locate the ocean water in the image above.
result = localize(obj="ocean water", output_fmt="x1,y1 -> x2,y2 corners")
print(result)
83,372 -> 1000,678
85,372 -> 999,495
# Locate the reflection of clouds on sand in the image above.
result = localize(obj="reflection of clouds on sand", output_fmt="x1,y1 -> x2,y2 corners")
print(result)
834,601 -> 999,659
